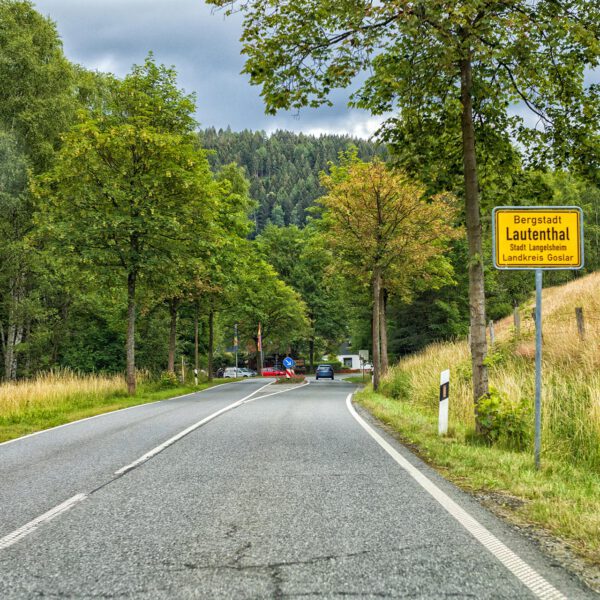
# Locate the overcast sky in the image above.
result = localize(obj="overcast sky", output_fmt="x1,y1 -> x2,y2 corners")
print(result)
31,1 -> 599,138
33,0 -> 384,138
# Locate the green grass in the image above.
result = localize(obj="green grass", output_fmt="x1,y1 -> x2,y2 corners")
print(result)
343,375 -> 370,384
356,387 -> 600,564
0,378 -> 231,444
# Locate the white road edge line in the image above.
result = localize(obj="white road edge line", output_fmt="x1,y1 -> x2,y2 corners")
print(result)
114,381 -> 274,475
0,494 -> 87,551
0,380 -> 244,449
243,381 -> 310,404
345,393 -> 567,600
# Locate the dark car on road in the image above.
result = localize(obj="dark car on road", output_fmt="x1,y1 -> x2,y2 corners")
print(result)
315,364 -> 334,380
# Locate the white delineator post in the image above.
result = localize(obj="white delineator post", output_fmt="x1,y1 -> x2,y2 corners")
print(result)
439,369 -> 450,435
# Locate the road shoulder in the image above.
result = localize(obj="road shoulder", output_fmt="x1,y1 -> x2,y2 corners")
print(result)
351,397 -> 600,598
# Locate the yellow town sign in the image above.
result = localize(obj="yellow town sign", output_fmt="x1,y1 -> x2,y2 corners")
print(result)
492,207 -> 584,270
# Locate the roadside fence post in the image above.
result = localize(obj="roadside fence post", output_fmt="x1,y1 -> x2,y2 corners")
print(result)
575,307 -> 585,341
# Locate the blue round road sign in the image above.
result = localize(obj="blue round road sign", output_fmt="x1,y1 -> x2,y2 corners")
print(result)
282,356 -> 295,368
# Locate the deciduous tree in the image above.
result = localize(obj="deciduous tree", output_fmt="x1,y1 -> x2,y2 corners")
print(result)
318,155 -> 459,390
34,57 -> 216,394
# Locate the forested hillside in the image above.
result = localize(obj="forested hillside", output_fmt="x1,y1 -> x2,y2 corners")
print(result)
199,128 -> 386,231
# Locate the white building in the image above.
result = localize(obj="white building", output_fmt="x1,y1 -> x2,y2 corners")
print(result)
325,342 -> 371,371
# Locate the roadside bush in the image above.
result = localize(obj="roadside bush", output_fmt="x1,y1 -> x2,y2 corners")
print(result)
483,345 -> 511,369
156,371 -> 179,389
324,355 -> 343,372
380,370 -> 412,401
477,387 -> 531,450
454,360 -> 472,385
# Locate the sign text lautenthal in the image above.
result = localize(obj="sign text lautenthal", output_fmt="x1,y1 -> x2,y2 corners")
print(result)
492,207 -> 584,270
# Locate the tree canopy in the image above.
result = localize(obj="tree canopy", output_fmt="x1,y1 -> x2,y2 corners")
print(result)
318,153 -> 459,388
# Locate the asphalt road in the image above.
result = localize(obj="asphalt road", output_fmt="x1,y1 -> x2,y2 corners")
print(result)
0,379 -> 595,599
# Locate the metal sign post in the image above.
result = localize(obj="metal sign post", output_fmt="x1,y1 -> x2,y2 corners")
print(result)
492,206 -> 584,469
359,349 -> 369,383
283,356 -> 296,379
534,270 -> 543,469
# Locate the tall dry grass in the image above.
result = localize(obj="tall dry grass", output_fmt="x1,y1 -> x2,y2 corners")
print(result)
381,271 -> 600,468
0,369 -> 127,420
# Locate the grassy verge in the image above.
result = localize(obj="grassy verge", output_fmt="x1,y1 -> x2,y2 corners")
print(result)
274,375 -> 306,384
0,371 -> 233,444
342,375 -> 369,384
356,387 -> 600,566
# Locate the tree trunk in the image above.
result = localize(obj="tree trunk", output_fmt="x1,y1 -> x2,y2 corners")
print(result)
167,298 -> 179,373
379,287 -> 389,375
460,55 -> 488,431
372,267 -> 382,391
126,270 -> 137,395
22,317 -> 31,378
51,298 -> 70,364
4,281 -> 25,381
4,321 -> 23,380
0,320 -> 6,373
207,309 -> 214,381
253,336 -> 260,374
194,301 -> 200,372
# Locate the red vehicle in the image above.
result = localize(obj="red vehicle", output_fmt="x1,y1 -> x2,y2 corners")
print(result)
261,368 -> 286,377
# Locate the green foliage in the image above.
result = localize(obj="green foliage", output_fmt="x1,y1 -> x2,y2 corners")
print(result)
482,348 -> 508,369
454,361 -> 473,386
3,0 -> 600,398
156,371 -> 179,389
208,0 -> 600,417
477,388 -> 532,451
35,57 -> 214,284
0,0 -> 76,380
0,0 -> 75,170
324,354 -> 342,372
225,251 -> 310,354
380,370 -> 412,401
256,224 -> 349,353
207,0 -> 599,173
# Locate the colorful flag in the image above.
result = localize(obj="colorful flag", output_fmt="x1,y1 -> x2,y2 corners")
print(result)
257,322 -> 262,352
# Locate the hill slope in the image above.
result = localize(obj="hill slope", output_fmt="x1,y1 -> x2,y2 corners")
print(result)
199,128 -> 386,232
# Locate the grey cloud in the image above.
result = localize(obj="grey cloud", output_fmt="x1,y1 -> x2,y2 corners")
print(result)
29,1 -> 600,136
33,0 -> 380,137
